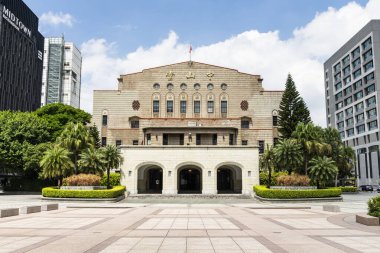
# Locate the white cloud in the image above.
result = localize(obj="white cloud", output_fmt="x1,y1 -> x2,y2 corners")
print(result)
80,0 -> 380,126
40,11 -> 74,27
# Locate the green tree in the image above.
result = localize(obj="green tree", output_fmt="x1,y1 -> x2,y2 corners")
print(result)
273,139 -> 303,175
34,103 -> 91,140
0,111 -> 51,176
336,145 -> 355,185
79,147 -> 105,175
89,124 -> 101,149
308,156 -> 338,188
40,145 -> 73,186
278,74 -> 311,138
102,145 -> 124,189
260,145 -> 276,188
57,122 -> 94,174
292,122 -> 331,175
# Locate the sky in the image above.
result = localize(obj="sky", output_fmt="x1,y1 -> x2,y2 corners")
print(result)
24,0 -> 380,126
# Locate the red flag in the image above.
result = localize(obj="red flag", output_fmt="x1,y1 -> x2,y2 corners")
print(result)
189,45 -> 192,53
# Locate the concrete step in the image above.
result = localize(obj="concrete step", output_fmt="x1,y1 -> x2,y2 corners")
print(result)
127,194 -> 252,199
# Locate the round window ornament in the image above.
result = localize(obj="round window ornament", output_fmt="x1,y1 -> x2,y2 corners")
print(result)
240,100 -> 248,111
167,83 -> 174,90
194,83 -> 201,90
132,100 -> 140,111
221,83 -> 228,90
153,83 -> 160,90
207,83 -> 214,90
180,83 -> 187,90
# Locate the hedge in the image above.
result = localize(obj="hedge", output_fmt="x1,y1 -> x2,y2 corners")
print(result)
340,186 -> 358,192
253,185 -> 341,199
42,186 -> 126,198
368,196 -> 380,218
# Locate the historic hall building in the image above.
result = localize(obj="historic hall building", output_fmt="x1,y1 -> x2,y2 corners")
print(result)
93,61 -> 282,195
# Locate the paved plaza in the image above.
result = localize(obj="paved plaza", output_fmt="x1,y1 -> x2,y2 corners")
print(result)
0,193 -> 379,252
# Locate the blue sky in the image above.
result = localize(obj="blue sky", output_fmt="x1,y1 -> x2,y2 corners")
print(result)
23,0 -> 379,126
26,0 -> 367,54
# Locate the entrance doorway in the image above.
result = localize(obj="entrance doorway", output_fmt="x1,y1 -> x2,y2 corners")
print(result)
217,169 -> 233,193
147,168 -> 162,193
178,168 -> 202,193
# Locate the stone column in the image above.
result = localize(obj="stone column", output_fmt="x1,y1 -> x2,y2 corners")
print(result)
202,168 -> 217,194
162,168 -> 177,194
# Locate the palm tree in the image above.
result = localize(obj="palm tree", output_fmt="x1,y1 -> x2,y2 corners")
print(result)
292,122 -> 331,175
40,145 -> 73,186
337,146 -> 356,185
102,145 -> 124,189
260,145 -> 275,188
57,122 -> 93,174
273,139 -> 303,175
308,156 -> 338,189
79,147 -> 106,175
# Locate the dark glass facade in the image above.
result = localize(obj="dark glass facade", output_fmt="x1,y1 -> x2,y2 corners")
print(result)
0,0 -> 44,111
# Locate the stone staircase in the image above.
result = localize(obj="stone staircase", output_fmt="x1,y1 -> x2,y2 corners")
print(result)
127,194 -> 252,200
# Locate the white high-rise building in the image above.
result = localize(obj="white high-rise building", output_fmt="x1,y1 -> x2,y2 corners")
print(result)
41,37 -> 82,108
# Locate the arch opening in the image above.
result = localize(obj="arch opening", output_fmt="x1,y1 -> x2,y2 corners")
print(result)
137,165 -> 163,194
217,165 -> 242,194
177,166 -> 202,194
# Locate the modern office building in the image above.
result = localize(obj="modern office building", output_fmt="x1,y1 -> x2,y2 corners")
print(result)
41,37 -> 82,108
324,20 -> 380,186
93,61 -> 282,195
0,0 -> 44,111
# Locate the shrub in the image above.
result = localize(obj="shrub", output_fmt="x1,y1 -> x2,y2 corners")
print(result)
368,196 -> 380,218
253,185 -> 341,199
259,171 -> 288,186
64,174 -> 101,186
276,174 -> 310,186
42,186 -> 126,198
340,186 -> 358,192
100,173 -> 121,187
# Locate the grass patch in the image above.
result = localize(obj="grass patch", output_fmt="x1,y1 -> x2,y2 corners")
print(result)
42,186 -> 126,198
253,185 -> 341,199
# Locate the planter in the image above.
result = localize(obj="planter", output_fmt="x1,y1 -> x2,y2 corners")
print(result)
60,186 -> 106,190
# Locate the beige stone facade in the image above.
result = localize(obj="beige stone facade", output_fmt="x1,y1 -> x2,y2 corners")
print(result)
93,61 -> 283,195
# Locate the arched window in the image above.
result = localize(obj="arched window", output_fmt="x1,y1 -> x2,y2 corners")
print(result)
207,93 -> 214,113
152,93 -> 160,116
179,93 -> 188,114
166,93 -> 174,116
272,110 -> 278,126
153,83 -> 160,90
193,93 -> 201,116
102,110 -> 108,126
220,93 -> 228,117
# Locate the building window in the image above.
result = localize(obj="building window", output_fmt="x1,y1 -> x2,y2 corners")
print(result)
147,134 -> 151,145
356,113 -> 365,123
167,83 -> 174,90
153,83 -> 160,89
367,108 -> 377,119
366,96 -> 376,107
101,137 -> 107,147
132,140 -> 139,145
336,101 -> 343,110
221,101 -> 228,114
196,134 -> 201,145
344,96 -> 352,106
116,140 -> 122,146
362,37 -> 372,50
337,121 -> 344,130
167,100 -> 173,113
229,134 -> 234,145
343,75 -> 351,85
346,117 -> 354,127
153,100 -> 160,113
364,72 -> 374,84
241,120 -> 250,129
365,84 -> 375,95
242,140 -> 248,146
354,91 -> 363,101
207,83 -> 214,90
334,63 -> 341,73
364,60 -> 373,72
353,69 -> 361,79
335,82 -> 342,91
353,80 -> 362,90
335,91 -> 343,100
194,101 -> 200,113
102,115 -> 108,126
347,128 -> 354,137
194,83 -> 201,90
356,124 -> 365,134
258,140 -> 265,154
342,55 -> 350,65
180,101 -> 187,113
207,101 -> 214,113
163,134 -> 168,145
336,111 -> 344,121
212,134 -> 217,145
352,58 -> 361,69
355,102 -> 364,112
343,66 -> 350,76
131,120 -> 139,128
345,107 -> 353,116
363,49 -> 372,61
180,83 -> 187,90
344,86 -> 352,96
339,131 -> 345,139
351,46 -> 360,59
368,120 -> 378,130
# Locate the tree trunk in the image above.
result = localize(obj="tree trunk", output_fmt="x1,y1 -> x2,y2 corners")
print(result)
74,154 -> 78,175
316,180 -> 320,189
107,166 -> 111,189
335,174 -> 338,187
267,166 -> 272,189
304,153 -> 308,175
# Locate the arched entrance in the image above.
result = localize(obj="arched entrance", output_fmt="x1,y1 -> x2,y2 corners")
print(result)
217,165 -> 242,194
178,167 -> 202,194
137,165 -> 163,194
